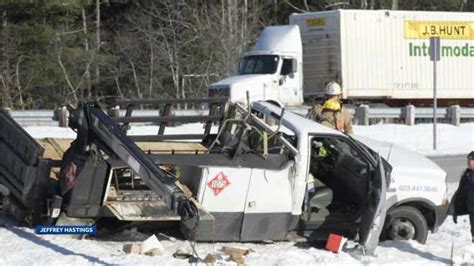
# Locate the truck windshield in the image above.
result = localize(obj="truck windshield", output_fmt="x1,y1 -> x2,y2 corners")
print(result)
239,55 -> 279,75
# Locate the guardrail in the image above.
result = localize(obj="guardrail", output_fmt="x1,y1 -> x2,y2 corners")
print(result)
3,105 -> 474,127
352,105 -> 474,126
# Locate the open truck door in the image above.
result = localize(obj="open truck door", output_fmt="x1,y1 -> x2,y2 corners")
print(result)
359,154 -> 387,255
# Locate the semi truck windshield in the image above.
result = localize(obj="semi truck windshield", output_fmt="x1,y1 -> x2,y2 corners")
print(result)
239,55 -> 279,75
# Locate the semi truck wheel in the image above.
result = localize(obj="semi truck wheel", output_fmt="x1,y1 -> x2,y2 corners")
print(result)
383,206 -> 428,244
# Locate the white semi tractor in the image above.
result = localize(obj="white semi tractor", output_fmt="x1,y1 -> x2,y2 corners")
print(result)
208,10 -> 474,107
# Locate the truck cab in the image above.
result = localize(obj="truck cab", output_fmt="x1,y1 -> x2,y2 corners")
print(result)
246,102 -> 449,245
208,26 -> 304,107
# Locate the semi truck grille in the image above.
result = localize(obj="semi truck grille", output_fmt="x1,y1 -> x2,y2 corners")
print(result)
208,86 -> 230,98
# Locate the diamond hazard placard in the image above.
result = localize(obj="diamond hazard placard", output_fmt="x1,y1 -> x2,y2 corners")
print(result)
207,171 -> 230,196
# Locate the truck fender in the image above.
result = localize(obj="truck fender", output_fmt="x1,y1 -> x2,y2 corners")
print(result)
265,99 -> 284,108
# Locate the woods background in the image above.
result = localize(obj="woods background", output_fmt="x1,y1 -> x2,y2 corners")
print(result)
1,0 -> 473,109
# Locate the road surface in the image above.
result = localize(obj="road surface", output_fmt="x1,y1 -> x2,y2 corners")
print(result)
429,155 -> 466,183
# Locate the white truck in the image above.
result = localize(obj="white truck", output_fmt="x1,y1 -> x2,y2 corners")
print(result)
242,102 -> 450,246
208,10 -> 474,107
170,100 -> 449,253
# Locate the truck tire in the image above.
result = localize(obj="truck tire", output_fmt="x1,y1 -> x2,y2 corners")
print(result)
382,206 -> 428,244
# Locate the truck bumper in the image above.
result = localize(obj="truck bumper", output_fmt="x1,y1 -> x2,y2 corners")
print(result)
432,203 -> 450,233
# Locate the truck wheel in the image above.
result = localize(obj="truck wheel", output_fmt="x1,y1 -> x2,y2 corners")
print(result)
383,206 -> 428,244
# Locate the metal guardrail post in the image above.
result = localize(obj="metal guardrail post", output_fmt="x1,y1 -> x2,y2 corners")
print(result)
158,104 -> 173,135
2,107 -> 12,117
108,106 -> 120,118
58,106 -> 69,127
447,105 -> 461,126
355,105 -> 369,126
403,105 -> 415,126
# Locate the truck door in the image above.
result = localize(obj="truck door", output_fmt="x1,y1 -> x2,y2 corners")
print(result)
240,166 -> 294,241
279,58 -> 301,106
359,154 -> 387,255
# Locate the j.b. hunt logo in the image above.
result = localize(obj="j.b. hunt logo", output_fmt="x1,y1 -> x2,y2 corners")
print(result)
207,171 -> 230,196
404,20 -> 474,57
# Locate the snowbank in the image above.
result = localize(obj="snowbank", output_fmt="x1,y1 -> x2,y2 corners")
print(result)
354,123 -> 474,157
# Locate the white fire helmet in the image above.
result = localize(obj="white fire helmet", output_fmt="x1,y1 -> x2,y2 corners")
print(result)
325,81 -> 342,95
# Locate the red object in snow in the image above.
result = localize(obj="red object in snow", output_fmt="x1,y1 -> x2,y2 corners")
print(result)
325,233 -> 347,253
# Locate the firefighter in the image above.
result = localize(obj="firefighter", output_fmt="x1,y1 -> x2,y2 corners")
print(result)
311,81 -> 353,134
451,151 -> 474,242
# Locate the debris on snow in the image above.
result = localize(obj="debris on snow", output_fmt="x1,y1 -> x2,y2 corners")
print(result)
221,246 -> 255,265
222,246 -> 255,257
122,243 -> 141,254
172,248 -> 194,259
122,234 -> 165,256
229,253 -> 245,265
325,233 -> 348,253
141,234 -> 164,256
202,253 -> 217,263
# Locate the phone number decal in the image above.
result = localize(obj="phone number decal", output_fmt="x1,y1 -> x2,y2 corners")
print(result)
398,185 -> 438,193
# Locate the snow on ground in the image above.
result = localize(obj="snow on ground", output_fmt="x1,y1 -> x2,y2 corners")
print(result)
24,126 -> 77,139
353,123 -> 474,157
24,122 -> 474,156
22,123 -> 219,139
0,182 -> 471,266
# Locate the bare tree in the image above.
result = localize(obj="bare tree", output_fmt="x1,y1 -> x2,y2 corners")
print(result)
95,0 -> 101,87
81,8 -> 92,98
56,34 -> 100,104
109,1 -> 269,102
1,11 -> 12,107
392,0 -> 399,10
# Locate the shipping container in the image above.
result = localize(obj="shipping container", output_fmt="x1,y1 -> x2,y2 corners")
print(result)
290,10 -> 474,104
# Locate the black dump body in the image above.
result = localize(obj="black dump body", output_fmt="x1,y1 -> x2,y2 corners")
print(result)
0,109 -> 51,224
0,98 -> 227,239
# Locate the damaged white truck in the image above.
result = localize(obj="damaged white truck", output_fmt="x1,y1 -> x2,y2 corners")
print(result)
0,99 -> 448,254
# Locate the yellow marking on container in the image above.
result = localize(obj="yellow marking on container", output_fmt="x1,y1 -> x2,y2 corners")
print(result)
306,18 -> 326,27
404,21 -> 474,39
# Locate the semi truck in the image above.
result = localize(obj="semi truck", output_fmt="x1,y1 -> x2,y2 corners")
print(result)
0,98 -> 449,254
208,10 -> 474,107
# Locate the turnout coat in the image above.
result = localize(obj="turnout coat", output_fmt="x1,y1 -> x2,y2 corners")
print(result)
450,169 -> 474,216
